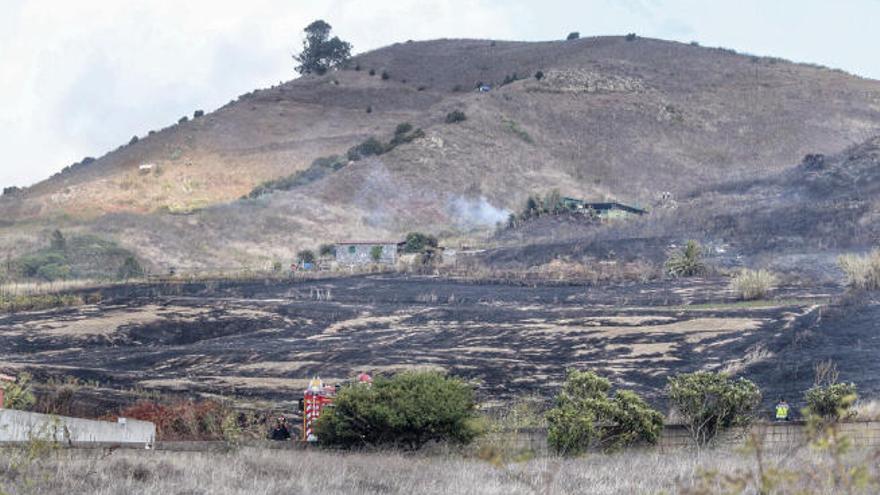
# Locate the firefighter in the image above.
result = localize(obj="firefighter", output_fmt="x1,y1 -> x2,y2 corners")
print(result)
775,398 -> 790,421
269,416 -> 291,441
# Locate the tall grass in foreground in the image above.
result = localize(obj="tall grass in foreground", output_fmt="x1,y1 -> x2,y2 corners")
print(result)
838,249 -> 880,290
0,279 -> 102,297
730,269 -> 778,300
1,441 -> 877,495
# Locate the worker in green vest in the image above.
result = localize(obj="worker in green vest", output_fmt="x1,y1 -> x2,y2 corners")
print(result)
775,398 -> 790,421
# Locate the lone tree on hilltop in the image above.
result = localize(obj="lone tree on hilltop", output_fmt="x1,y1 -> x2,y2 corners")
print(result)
294,20 -> 352,75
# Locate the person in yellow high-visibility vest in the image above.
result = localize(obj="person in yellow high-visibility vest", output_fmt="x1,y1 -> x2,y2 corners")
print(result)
775,398 -> 790,421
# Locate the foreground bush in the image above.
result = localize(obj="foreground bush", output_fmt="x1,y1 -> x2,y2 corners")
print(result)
838,249 -> 880,290
806,383 -> 858,421
316,371 -> 480,449
667,372 -> 761,446
546,370 -> 663,455
665,240 -> 707,278
731,268 -> 778,300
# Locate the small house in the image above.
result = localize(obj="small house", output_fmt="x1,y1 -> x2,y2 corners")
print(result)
561,197 -> 647,219
335,241 -> 402,266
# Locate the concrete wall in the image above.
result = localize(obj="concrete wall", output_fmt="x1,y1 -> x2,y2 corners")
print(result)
335,243 -> 398,265
0,409 -> 155,446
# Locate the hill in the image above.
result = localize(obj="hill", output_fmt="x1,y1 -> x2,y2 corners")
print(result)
2,36 -> 880,270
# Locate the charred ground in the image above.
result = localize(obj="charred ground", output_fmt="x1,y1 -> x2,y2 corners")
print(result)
2,275 -> 866,415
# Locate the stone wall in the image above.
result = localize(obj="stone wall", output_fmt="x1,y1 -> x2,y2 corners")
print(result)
0,409 -> 155,446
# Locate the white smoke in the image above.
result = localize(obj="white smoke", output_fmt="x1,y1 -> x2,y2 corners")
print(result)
447,196 -> 510,229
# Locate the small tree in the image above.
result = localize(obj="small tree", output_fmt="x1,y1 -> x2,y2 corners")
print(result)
346,137 -> 385,161
319,243 -> 336,258
370,245 -> 384,262
404,232 -> 438,253
547,370 -> 663,455
117,256 -> 145,280
534,70 -> 544,80
294,20 -> 352,75
316,371 -> 480,449
805,361 -> 857,421
297,249 -> 316,265
665,240 -> 707,278
566,32 -> 580,40
625,33 -> 638,41
395,122 -> 413,136
667,372 -> 761,446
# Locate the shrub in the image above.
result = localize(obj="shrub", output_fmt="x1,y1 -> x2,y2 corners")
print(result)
17,252 -> 69,280
346,137 -> 384,161
272,260 -> 283,273
2,186 -> 21,196
319,243 -> 336,257
3,372 -> 36,410
116,400 -> 242,441
667,372 -> 761,446
178,116 -> 188,124
368,69 -> 375,76
445,110 -> 466,124
534,70 -> 544,80
546,370 -> 663,455
806,383 -> 858,421
395,122 -> 413,136
297,250 -> 316,264
805,361 -> 857,421
566,32 -> 580,40
731,269 -> 778,300
129,135 -> 139,145
403,232 -> 438,253
370,245 -> 383,262
117,256 -> 145,280
665,240 -> 707,278
193,110 -> 204,118
381,71 -> 390,80
625,33 -> 638,41
365,105 -> 372,113
316,371 -> 480,449
838,249 -> 880,290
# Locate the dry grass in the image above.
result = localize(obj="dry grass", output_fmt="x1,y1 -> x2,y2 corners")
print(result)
0,279 -> 102,298
0,443 -> 877,495
730,268 -> 778,300
839,250 -> 880,290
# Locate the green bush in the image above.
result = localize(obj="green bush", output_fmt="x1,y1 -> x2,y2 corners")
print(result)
546,370 -> 662,455
381,70 -> 390,80
805,382 -> 857,421
625,33 -> 638,41
665,240 -> 707,278
17,252 -> 69,280
346,137 -> 384,161
319,244 -> 336,257
395,123 -> 413,136
50,230 -> 66,251
731,269 -> 778,300
3,372 -> 36,410
403,232 -> 438,253
667,372 -> 761,446
534,70 -> 544,80
566,32 -> 580,40
445,110 -> 466,124
316,371 -> 480,449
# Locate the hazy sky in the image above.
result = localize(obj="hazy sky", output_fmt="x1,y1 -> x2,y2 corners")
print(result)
1,0 -> 878,189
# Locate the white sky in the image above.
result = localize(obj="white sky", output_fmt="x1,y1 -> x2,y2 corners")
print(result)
1,0 -> 878,189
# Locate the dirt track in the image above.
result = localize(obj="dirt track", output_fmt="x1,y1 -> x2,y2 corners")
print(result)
0,275 -> 849,411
